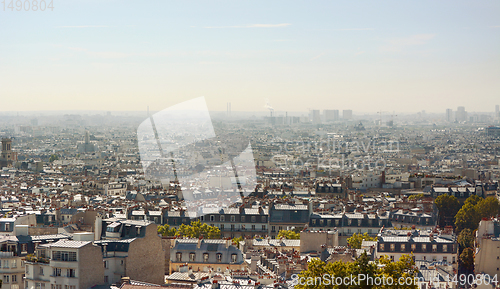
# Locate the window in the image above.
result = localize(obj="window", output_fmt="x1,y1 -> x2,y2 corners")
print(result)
53,251 -> 76,262
220,216 -> 225,222
432,245 -> 437,252
319,220 -> 324,226
327,220 -> 331,227
401,244 -> 405,251
336,219 -> 340,226
231,254 -> 237,263
11,260 -> 16,268
261,216 -> 266,223
231,224 -> 235,230
12,274 -> 17,283
312,219 -> 316,225
216,253 -> 222,263
422,244 -> 427,251
241,216 -> 245,222
3,260 -> 9,268
3,275 -> 9,283
104,276 -> 109,283
262,225 -> 266,231
176,252 -> 182,262
189,253 -> 196,262
390,256 -> 394,262
443,245 -> 448,252
203,253 -> 209,262
53,268 -> 61,277
390,244 -> 395,252
210,215 -> 215,222
26,265 -> 29,274
251,216 -> 256,223
40,267 -> 44,275
231,216 -> 235,222
379,244 -> 384,251
104,260 -> 109,268
432,256 -> 436,261
252,225 -> 256,230
67,269 -> 75,278
411,244 -> 416,251
220,224 -> 224,230
21,244 -> 27,253
271,226 -> 275,232
443,256 -> 447,262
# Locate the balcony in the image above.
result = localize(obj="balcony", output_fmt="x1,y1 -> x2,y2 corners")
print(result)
25,254 -> 50,264
0,251 -> 16,258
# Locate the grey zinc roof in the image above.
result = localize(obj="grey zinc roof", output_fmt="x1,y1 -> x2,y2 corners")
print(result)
45,240 -> 92,248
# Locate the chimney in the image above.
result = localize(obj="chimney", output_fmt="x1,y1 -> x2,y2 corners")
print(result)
197,237 -> 203,249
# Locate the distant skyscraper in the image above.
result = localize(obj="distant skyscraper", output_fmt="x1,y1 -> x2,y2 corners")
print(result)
496,105 -> 499,118
324,110 -> 338,122
343,110 -> 353,120
446,109 -> 453,122
311,110 -> 321,124
456,106 -> 467,122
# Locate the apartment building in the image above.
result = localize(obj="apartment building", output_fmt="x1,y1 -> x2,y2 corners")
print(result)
24,239 -> 104,289
376,227 -> 458,268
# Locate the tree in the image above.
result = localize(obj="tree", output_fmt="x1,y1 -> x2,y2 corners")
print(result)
232,236 -> 244,247
464,194 -> 483,207
434,194 -> 461,227
49,154 -> 59,162
157,224 -> 177,236
460,247 -> 474,271
408,194 -> 424,201
295,254 -> 417,289
475,196 -> 499,220
347,232 -> 377,249
455,202 -> 478,233
457,228 -> 474,250
177,221 -> 221,239
455,195 -> 498,233
378,254 -> 418,289
277,230 -> 300,240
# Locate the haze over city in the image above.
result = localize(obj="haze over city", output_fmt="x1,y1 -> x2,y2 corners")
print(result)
1,0 -> 499,113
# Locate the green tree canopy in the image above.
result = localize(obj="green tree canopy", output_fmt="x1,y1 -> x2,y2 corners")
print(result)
457,228 -> 474,250
475,196 -> 499,220
277,230 -> 301,240
157,224 -> 177,237
455,195 -> 498,233
177,220 -> 221,239
434,194 -> 461,227
49,154 -> 59,162
158,221 -> 221,239
460,247 -> 475,271
295,253 -> 417,289
408,194 -> 424,201
232,236 -> 244,247
347,232 -> 377,249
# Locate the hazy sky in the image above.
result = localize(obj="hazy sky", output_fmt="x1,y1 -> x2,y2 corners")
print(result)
1,0 -> 499,113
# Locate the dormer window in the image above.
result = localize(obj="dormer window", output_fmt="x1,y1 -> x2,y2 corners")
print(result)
176,252 -> 182,262
216,253 -> 222,263
231,254 -> 237,263
203,253 -> 209,262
